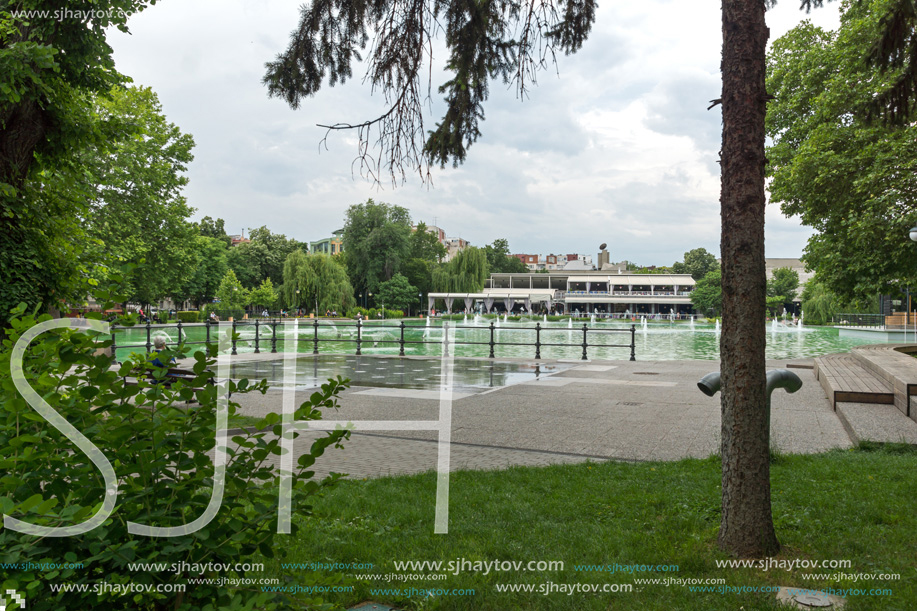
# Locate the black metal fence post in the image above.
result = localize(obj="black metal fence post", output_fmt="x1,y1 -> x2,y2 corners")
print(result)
489,322 -> 496,359
271,321 -> 277,353
254,319 -> 261,353
581,324 -> 588,360
176,320 -> 183,346
399,321 -> 406,356
145,322 -> 152,353
231,319 -> 238,355
111,324 -> 119,363
356,320 -> 362,356
535,322 -> 541,360
313,319 -> 319,355
630,325 -> 636,361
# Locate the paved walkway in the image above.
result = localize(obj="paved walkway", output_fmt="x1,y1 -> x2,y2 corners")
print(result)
219,354 -> 852,481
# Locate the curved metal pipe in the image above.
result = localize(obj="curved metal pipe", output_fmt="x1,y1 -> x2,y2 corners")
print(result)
698,369 -> 802,399
766,368 -> 803,396
697,372 -> 722,397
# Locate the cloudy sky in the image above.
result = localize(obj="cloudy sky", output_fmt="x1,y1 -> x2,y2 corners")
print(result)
108,0 -> 841,266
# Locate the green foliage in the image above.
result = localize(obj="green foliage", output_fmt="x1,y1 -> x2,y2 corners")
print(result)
248,278 -> 278,310
672,248 -> 718,281
342,200 -> 412,293
215,269 -> 249,318
78,86 -> 197,305
691,269 -> 723,317
766,1 -> 917,303
248,226 -> 308,286
197,216 -> 232,248
767,267 -> 800,308
176,310 -> 200,323
282,251 -> 355,314
176,235 -> 229,308
376,273 -> 419,312
483,239 -> 528,274
410,222 -> 447,262
349,307 -> 404,319
801,280 -> 840,325
0,300 -> 350,610
433,246 -> 488,293
400,258 -> 434,297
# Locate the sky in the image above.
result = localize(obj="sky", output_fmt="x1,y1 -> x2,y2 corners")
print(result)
107,0 -> 842,266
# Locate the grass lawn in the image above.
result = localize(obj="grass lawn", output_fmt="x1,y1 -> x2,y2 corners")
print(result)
258,443 -> 916,610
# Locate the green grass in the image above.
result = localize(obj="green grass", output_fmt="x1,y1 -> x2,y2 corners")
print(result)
257,444 -> 916,610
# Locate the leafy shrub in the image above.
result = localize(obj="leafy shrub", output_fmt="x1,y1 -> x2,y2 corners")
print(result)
0,301 -> 350,610
176,311 -> 200,323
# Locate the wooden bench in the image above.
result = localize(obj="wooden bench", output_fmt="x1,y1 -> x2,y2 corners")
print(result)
814,353 -> 894,411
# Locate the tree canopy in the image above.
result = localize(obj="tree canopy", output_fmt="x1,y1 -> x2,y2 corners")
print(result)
691,269 -> 723,317
376,273 -> 419,312
433,246 -> 488,293
673,248 -> 719,281
342,199 -> 412,294
766,1 -> 917,303
484,239 -> 529,274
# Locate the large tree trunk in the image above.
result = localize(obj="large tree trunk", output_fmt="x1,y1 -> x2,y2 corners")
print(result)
718,0 -> 779,557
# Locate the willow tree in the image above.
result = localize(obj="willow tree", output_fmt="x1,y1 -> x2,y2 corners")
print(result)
264,0 -> 912,557
283,250 -> 355,314
432,246 -> 488,293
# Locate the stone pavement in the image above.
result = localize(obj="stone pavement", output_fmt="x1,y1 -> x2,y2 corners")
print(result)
219,354 -> 853,481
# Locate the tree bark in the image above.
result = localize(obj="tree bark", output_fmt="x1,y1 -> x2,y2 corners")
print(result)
718,0 -> 779,557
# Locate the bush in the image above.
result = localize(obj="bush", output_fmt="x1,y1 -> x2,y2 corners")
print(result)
176,310 -> 200,323
0,302 -> 350,610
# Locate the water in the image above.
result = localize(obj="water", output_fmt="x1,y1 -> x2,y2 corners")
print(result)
112,318 -> 890,362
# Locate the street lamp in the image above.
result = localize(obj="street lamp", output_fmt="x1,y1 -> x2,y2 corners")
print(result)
419,292 -> 423,318
295,289 -> 300,317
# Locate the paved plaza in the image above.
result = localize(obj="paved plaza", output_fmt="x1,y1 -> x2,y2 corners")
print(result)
217,354 -> 853,481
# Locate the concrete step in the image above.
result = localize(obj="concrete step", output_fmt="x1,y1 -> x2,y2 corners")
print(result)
836,402 -> 917,445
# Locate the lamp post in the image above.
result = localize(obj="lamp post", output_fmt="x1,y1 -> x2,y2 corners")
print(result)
295,289 -> 300,317
419,292 -> 423,318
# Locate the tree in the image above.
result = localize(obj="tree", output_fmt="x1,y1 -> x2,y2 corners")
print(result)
377,273 -> 419,312
691,269 -> 723,317
673,248 -> 718,281
215,269 -> 249,317
265,0 -> 910,558
226,241 -> 271,289
175,235 -> 229,309
766,3 -> 917,304
800,280 -> 840,325
248,278 -> 278,311
1,2 -> 153,320
78,86 -> 197,306
484,239 -> 528,274
410,221 -> 447,262
198,215 -> 233,248
433,246 -> 488,293
342,199 -> 412,294
282,249 -> 313,311
282,250 -> 355,314
767,267 -> 799,306
248,225 -> 308,285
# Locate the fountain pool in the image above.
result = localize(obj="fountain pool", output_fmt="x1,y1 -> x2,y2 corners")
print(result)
112,319 -> 889,362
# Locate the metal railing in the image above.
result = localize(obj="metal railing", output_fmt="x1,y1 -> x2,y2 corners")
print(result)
110,319 -> 638,362
832,313 -> 886,328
